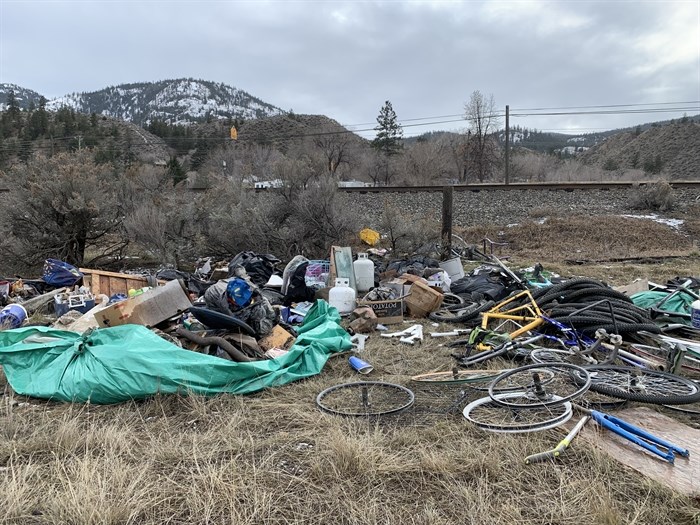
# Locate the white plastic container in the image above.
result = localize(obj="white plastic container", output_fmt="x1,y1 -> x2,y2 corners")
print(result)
329,278 -> 356,314
439,257 -> 465,282
353,253 -> 375,293
692,299 -> 700,329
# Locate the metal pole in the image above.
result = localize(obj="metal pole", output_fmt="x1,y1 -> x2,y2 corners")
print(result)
505,105 -> 510,185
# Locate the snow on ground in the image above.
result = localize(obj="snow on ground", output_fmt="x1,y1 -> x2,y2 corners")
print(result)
620,214 -> 685,229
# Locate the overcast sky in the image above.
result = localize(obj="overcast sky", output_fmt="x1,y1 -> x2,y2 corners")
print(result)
1,0 -> 699,137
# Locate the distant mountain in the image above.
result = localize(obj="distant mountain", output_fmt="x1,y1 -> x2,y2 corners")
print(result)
0,79 -> 283,125
237,113 -> 369,153
580,120 -> 700,179
0,84 -> 45,108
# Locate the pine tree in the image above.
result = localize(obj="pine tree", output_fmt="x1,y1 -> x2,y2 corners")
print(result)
371,100 -> 403,157
371,100 -> 403,185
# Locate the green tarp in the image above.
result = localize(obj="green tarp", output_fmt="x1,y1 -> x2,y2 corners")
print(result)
0,300 -> 351,404
631,290 -> 694,324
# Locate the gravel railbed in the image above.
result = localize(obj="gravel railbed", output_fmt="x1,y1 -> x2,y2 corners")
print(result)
347,188 -> 700,229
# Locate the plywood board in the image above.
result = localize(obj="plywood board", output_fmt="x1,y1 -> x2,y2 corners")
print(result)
577,407 -> 700,497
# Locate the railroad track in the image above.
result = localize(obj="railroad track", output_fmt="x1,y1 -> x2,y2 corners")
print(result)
339,181 -> 700,193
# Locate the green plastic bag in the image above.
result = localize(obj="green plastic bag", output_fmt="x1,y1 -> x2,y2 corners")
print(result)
0,300 -> 351,404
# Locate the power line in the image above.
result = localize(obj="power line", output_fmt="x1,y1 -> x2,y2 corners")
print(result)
511,101 -> 700,111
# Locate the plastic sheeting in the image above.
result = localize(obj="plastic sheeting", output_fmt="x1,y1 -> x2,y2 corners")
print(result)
0,300 -> 351,404
631,290 -> 694,324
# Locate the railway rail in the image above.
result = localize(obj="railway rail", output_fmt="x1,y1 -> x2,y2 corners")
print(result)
339,181 -> 700,193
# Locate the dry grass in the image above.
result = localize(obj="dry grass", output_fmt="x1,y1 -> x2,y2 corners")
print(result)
1,212 -> 700,524
458,213 -> 699,286
2,331 -> 700,524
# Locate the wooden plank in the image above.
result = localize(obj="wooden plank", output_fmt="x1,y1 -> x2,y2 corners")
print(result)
576,407 -> 700,497
79,268 -> 148,280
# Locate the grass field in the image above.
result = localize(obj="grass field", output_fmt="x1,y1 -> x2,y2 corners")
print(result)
1,214 -> 699,524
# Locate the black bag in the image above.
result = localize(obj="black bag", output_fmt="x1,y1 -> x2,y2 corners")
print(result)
283,261 -> 315,306
228,252 -> 280,287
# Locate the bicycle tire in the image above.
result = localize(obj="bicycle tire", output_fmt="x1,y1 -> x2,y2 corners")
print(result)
316,381 -> 415,416
575,365 -> 700,405
463,393 -> 573,433
429,300 -> 495,323
488,363 -> 590,408
441,293 -> 467,308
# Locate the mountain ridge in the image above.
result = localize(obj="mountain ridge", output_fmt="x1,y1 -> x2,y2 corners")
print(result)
0,78 -> 283,126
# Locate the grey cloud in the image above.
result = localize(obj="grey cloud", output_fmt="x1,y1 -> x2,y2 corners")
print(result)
1,0 -> 697,134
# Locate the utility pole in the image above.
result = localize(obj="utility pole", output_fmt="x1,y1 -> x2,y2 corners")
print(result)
75,135 -> 83,151
441,186 -> 453,261
505,105 -> 510,185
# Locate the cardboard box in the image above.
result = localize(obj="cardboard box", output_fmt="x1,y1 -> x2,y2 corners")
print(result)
357,299 -> 403,324
94,279 -> 191,328
258,324 -> 296,351
405,281 -> 443,318
381,278 -> 412,299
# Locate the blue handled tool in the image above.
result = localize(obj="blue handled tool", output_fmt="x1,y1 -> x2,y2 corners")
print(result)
589,410 -> 689,464
526,405 -> 690,465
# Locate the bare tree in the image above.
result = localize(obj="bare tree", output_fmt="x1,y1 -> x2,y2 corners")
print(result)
313,124 -> 354,176
464,91 -> 502,182
399,139 -> 451,185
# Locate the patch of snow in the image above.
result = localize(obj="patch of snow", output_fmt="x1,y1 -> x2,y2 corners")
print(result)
620,214 -> 684,229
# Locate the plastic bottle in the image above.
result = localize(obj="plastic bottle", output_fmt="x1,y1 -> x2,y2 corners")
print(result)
692,299 -> 700,329
353,253 -> 375,293
329,278 -> 356,314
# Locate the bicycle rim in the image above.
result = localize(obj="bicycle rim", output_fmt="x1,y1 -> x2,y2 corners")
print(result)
316,381 -> 415,416
463,393 -> 573,433
488,363 -> 590,408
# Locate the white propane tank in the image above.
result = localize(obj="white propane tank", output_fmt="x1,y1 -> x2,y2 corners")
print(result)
329,278 -> 356,314
353,253 -> 375,293
692,299 -> 700,329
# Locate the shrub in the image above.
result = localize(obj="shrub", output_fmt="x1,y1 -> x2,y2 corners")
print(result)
629,181 -> 674,211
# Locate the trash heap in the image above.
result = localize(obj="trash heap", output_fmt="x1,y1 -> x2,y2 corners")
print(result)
0,228 -> 699,449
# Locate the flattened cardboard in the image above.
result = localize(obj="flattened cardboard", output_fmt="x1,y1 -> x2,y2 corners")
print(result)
258,324 -> 296,351
357,299 -> 403,324
94,279 -> 191,328
564,407 -> 700,498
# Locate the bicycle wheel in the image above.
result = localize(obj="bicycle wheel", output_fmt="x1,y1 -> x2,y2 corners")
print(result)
316,381 -> 415,416
411,369 -> 505,384
463,393 -> 573,433
529,348 -> 597,366
488,363 -> 590,408
575,365 -> 700,405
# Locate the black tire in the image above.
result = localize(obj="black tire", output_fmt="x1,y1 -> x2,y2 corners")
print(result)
441,293 -> 467,308
429,300 -> 495,323
575,365 -> 700,405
